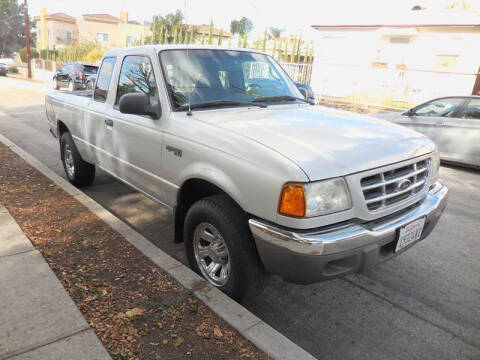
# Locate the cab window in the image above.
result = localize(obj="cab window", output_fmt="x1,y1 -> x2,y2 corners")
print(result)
116,55 -> 157,104
93,57 -> 116,102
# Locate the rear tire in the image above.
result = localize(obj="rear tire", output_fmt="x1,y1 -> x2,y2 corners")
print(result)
60,132 -> 95,187
184,195 -> 268,304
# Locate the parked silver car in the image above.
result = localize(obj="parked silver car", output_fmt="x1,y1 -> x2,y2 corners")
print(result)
373,96 -> 480,167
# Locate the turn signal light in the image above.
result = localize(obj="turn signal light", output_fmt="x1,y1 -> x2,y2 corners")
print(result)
278,184 -> 305,217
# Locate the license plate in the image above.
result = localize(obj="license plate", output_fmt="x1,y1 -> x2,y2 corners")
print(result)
395,217 -> 426,252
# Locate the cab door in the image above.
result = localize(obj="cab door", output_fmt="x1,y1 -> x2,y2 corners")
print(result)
85,56 -> 117,169
105,54 -> 168,202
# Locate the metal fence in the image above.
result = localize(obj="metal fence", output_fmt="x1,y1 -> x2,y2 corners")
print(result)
279,62 -> 313,85
311,62 -> 479,111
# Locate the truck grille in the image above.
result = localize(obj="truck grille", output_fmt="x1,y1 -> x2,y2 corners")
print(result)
360,159 -> 430,211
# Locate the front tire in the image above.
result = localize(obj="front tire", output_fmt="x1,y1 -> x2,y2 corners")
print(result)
60,132 -> 95,187
68,80 -> 76,92
52,78 -> 59,90
184,195 -> 268,304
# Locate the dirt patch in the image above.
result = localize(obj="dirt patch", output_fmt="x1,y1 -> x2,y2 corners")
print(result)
0,142 -> 269,360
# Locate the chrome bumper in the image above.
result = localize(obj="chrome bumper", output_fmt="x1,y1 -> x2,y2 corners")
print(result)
249,181 -> 448,284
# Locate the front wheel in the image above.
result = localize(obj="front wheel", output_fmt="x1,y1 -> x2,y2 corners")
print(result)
184,195 -> 268,304
68,80 -> 76,92
60,132 -> 95,187
52,78 -> 59,90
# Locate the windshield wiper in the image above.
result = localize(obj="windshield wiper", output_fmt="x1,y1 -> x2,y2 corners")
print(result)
177,100 -> 267,111
252,95 -> 308,103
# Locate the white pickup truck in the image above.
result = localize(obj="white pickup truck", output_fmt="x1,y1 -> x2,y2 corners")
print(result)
45,45 -> 448,303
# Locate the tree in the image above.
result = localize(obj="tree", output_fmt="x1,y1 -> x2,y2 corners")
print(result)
268,27 -> 284,39
150,10 -> 185,44
0,0 -> 35,57
230,17 -> 253,36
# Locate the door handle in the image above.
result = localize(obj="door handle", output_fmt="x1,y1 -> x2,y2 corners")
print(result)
105,119 -> 113,127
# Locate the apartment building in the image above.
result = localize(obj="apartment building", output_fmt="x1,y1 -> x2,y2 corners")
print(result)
35,8 -> 151,50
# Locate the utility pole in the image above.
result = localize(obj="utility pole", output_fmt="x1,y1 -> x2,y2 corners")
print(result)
24,0 -> 32,79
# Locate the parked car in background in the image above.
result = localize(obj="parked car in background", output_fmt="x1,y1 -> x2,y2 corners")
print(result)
373,96 -> 480,168
0,63 -> 7,76
53,62 -> 98,91
0,58 -> 16,69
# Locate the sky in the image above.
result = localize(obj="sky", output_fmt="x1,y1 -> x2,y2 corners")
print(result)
29,0 -> 480,40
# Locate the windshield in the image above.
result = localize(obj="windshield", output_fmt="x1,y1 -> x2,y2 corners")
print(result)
159,49 -> 303,110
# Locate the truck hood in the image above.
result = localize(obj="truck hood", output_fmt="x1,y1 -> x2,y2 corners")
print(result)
192,105 -> 435,180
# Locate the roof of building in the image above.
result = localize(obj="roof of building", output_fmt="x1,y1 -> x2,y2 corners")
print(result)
82,13 -> 122,23
34,12 -> 76,24
311,9 -> 480,29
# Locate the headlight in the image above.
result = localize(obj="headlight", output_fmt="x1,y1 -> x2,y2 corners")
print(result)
430,150 -> 440,183
278,178 -> 352,218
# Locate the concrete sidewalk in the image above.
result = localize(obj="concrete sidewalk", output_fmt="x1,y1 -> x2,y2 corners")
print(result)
0,204 -> 111,360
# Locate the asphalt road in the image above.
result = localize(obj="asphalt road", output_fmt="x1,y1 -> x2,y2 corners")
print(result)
1,77 -> 479,360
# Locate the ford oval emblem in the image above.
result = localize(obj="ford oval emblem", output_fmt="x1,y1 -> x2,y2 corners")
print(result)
395,179 -> 412,192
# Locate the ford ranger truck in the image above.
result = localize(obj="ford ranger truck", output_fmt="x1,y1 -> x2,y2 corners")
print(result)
45,46 -> 448,303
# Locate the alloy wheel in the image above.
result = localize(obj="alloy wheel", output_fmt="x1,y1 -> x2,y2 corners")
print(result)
193,222 -> 231,286
64,144 -> 75,178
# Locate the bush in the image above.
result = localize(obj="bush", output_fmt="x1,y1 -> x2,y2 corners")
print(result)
19,47 -> 39,62
85,49 -> 104,64
40,49 -> 58,61
8,66 -> 19,74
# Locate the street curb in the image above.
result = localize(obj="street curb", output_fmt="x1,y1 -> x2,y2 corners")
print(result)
0,133 -> 317,360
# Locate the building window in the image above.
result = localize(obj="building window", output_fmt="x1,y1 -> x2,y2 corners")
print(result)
59,31 -> 72,45
97,33 -> 109,42
389,37 -> 410,44
435,55 -> 459,69
127,35 -> 138,46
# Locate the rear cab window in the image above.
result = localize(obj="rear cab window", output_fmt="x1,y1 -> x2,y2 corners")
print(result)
94,57 -> 116,102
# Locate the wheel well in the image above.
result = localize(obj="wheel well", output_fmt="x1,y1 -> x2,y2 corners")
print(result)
174,179 -> 235,243
57,121 -> 69,137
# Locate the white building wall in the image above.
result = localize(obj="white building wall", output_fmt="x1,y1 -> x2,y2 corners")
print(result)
310,26 -> 480,106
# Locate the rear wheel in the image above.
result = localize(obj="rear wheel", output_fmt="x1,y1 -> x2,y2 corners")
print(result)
184,195 -> 268,304
60,132 -> 95,187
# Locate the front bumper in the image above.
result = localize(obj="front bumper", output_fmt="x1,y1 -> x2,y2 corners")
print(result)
249,181 -> 448,284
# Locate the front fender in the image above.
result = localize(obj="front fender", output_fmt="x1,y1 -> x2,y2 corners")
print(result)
178,162 -> 247,212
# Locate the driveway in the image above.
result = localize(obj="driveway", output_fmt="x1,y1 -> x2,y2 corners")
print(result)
1,77 -> 479,359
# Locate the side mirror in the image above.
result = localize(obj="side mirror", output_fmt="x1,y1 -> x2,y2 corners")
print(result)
295,82 -> 316,105
119,92 -> 161,120
404,109 -> 415,117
